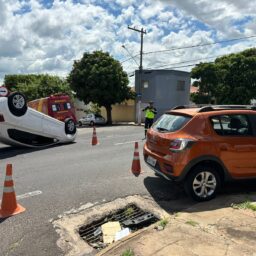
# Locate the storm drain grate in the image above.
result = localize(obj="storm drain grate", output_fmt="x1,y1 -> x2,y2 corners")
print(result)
78,204 -> 159,251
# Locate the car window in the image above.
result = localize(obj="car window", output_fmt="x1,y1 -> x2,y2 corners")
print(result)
95,114 -> 102,118
210,114 -> 252,136
153,114 -> 191,132
87,114 -> 93,118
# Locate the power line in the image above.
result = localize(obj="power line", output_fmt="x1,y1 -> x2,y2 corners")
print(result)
121,34 -> 256,64
146,55 -> 219,70
144,35 -> 256,55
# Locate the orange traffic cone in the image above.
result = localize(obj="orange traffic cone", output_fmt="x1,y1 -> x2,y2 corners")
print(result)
131,142 -> 142,177
91,126 -> 98,146
0,164 -> 26,218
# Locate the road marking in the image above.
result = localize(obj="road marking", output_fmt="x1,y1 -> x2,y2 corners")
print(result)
17,190 -> 42,200
114,140 -> 138,146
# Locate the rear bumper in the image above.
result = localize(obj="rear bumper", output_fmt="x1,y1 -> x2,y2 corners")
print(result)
144,161 -> 172,181
143,143 -> 183,181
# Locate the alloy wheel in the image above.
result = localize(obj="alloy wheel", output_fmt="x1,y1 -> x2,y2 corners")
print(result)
192,171 -> 217,198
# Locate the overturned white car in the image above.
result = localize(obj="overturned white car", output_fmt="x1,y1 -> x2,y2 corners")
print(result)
0,92 -> 77,147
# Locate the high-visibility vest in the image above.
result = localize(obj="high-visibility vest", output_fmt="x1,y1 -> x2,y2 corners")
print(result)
145,108 -> 155,119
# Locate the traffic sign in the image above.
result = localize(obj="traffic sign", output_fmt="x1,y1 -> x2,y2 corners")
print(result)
0,86 -> 8,97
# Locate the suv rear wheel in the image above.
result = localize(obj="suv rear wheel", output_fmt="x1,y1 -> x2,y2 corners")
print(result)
184,165 -> 220,202
8,92 -> 27,117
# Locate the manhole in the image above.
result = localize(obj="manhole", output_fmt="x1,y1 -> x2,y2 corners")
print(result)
78,204 -> 159,251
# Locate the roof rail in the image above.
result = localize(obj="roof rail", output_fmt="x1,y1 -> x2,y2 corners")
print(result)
198,105 -> 256,112
172,105 -> 186,110
198,106 -> 214,112
171,104 -> 256,113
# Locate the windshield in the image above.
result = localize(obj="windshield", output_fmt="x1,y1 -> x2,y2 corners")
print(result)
152,114 -> 191,132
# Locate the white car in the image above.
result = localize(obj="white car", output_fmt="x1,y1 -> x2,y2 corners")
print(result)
78,113 -> 106,126
0,92 -> 77,147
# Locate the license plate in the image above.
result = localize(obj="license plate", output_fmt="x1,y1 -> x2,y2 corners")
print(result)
147,156 -> 157,166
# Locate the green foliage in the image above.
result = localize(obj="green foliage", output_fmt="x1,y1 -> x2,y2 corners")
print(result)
231,201 -> 256,211
124,207 -> 134,217
121,249 -> 135,256
90,103 -> 101,115
158,218 -> 168,228
4,74 -> 72,101
185,220 -> 199,227
190,92 -> 212,104
68,51 -> 134,124
191,48 -> 256,104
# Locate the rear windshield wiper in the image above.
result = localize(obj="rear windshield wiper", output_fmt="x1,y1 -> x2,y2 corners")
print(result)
156,127 -> 169,132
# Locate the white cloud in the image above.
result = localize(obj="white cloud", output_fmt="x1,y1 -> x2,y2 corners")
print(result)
0,0 -> 255,86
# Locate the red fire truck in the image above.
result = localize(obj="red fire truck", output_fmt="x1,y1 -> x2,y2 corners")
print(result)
28,94 -> 77,123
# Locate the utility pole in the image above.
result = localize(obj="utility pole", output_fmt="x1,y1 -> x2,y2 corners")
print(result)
128,25 -> 146,125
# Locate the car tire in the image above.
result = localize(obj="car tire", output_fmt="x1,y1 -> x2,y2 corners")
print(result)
65,118 -> 76,135
8,92 -> 27,117
78,121 -> 83,127
184,165 -> 221,202
90,121 -> 95,126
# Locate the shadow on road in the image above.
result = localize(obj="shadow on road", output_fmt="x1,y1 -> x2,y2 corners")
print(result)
144,176 -> 256,213
0,216 -> 10,223
0,142 -> 76,160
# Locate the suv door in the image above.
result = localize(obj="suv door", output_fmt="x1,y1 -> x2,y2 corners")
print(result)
210,114 -> 256,178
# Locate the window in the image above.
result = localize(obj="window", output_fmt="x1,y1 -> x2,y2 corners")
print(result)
210,115 -> 252,136
177,80 -> 185,91
52,104 -> 61,112
143,81 -> 149,88
153,114 -> 191,132
64,102 -> 71,110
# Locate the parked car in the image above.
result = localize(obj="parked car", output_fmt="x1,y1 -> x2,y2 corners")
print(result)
0,92 -> 77,147
144,105 -> 256,202
78,113 -> 106,126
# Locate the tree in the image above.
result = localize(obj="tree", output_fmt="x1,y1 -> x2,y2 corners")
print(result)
4,74 -> 72,101
191,48 -> 256,104
68,51 -> 134,124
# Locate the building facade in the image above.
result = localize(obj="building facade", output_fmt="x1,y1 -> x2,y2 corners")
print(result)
135,69 -> 191,121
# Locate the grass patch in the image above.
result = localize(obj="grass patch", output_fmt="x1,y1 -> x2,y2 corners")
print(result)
158,218 -> 168,228
121,248 -> 135,256
231,201 -> 256,211
124,207 -> 134,217
185,220 -> 199,227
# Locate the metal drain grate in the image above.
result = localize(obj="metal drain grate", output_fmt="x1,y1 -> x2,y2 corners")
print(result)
78,204 -> 159,251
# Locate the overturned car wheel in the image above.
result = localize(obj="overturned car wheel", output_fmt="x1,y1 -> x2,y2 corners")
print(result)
8,92 -> 28,117
65,118 -> 76,135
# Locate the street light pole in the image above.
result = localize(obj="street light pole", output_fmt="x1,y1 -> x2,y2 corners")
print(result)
128,26 -> 146,125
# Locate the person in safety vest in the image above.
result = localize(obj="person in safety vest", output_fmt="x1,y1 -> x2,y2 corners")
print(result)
142,101 -> 157,138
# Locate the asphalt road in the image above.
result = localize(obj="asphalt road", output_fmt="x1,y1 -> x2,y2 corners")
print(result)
0,125 -> 187,256
1,125 -> 255,256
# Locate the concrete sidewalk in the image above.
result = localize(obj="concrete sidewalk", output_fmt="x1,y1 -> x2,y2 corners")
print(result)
98,197 -> 256,256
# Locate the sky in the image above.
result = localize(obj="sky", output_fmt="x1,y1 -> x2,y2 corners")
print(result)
0,0 -> 256,85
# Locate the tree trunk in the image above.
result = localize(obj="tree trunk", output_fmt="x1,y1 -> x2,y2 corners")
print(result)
105,105 -> 112,125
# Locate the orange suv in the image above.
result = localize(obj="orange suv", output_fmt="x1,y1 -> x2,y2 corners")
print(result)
143,105 -> 256,201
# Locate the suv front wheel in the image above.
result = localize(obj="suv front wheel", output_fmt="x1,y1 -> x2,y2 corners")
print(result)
184,165 -> 221,202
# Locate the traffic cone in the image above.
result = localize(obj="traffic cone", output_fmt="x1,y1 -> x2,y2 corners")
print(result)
91,126 -> 98,146
0,164 -> 26,218
131,142 -> 142,177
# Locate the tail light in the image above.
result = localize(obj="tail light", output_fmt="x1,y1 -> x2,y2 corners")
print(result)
169,139 -> 195,152
0,114 -> 5,122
